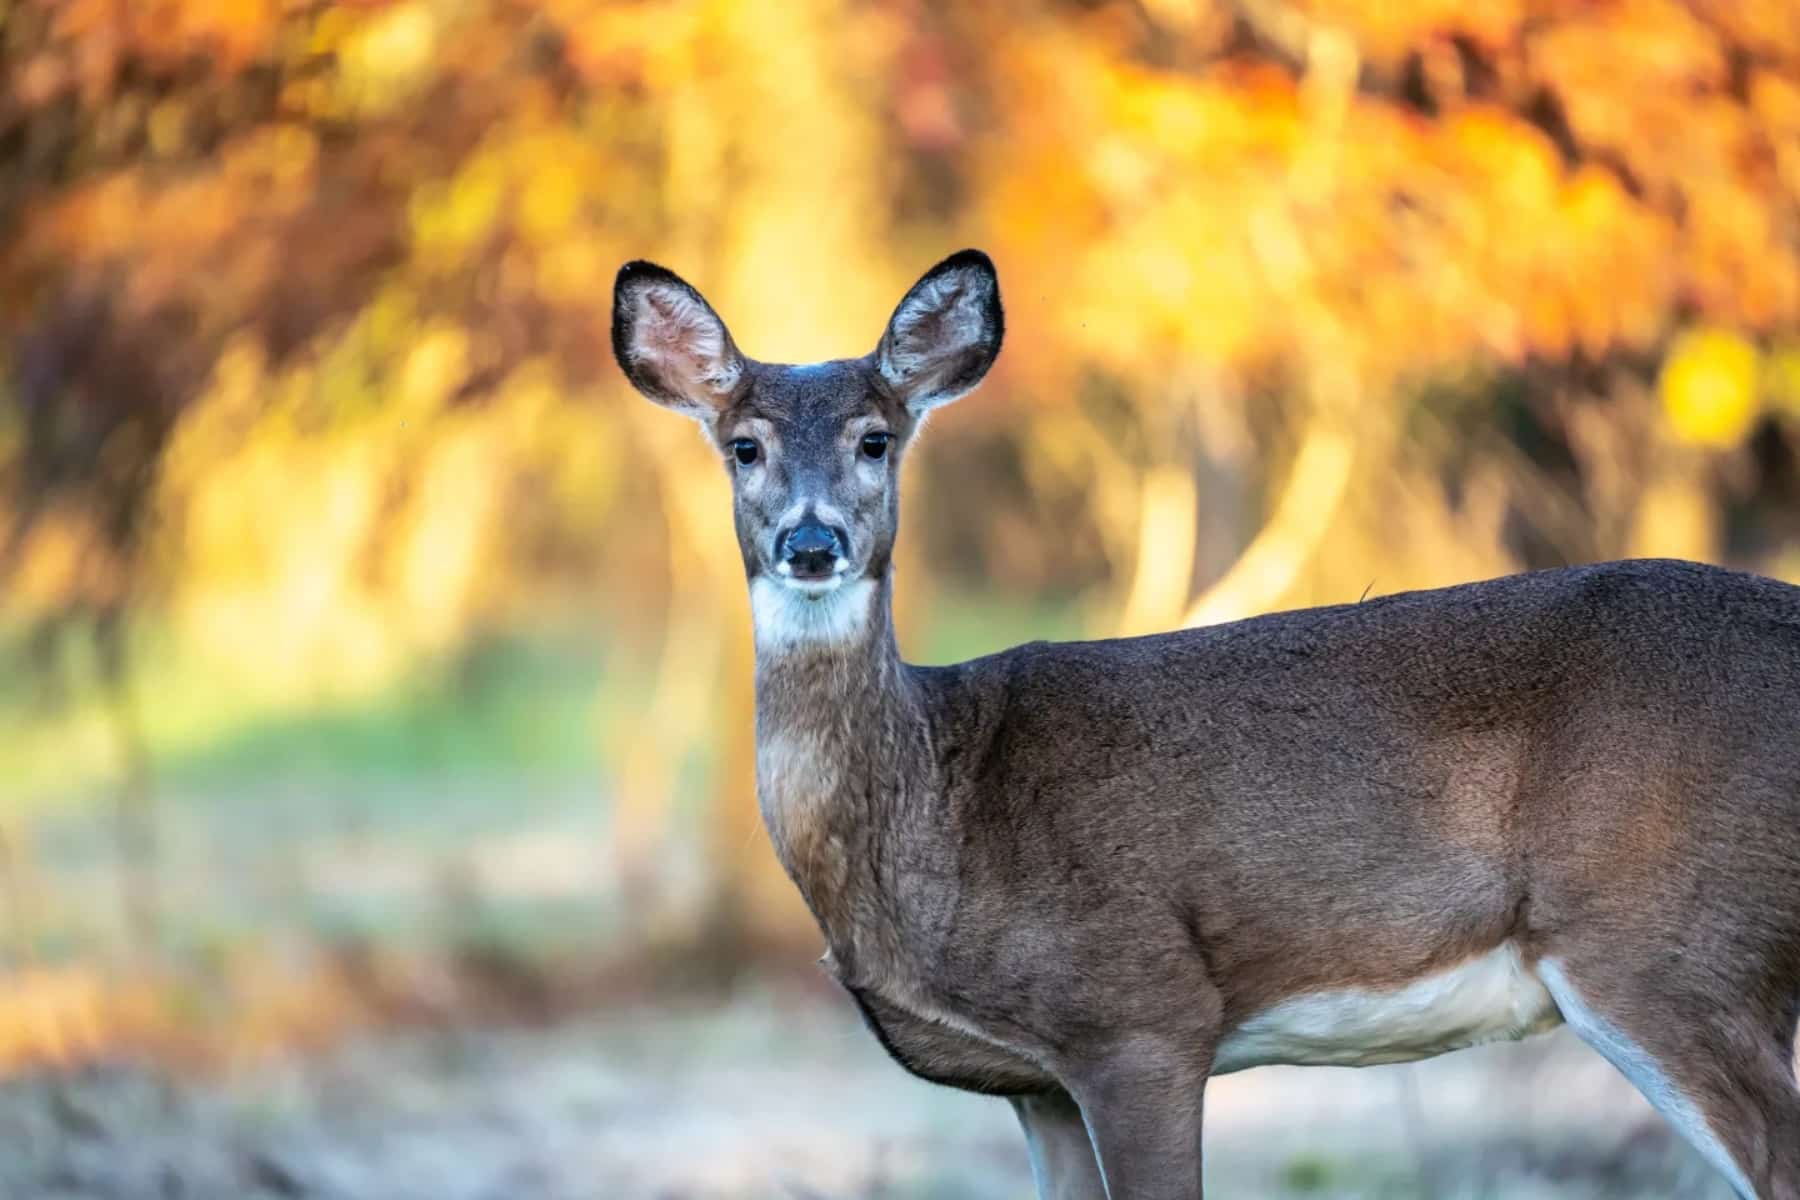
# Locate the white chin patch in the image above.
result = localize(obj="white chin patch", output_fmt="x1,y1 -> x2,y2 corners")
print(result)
750,576 -> 875,652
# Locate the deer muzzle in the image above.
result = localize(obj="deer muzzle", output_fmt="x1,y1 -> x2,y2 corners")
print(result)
778,521 -> 848,583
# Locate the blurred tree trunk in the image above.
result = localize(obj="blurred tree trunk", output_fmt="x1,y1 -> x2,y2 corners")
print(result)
95,608 -> 159,967
0,821 -> 36,969
1176,26 -> 1366,628
1630,449 -> 1720,563
1181,380 -> 1359,628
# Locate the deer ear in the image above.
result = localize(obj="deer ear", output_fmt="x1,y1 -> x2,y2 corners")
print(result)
875,249 -> 1003,414
612,261 -> 746,420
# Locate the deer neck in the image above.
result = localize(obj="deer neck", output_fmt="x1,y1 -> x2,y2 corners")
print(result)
749,571 -> 930,937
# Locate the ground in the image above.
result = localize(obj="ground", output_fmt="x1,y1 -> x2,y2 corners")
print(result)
0,981 -> 1735,1200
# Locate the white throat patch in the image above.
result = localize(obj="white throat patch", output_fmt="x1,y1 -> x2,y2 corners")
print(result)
749,576 -> 876,652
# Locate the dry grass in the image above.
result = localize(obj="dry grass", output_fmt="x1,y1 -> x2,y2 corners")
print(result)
0,982 -> 1738,1200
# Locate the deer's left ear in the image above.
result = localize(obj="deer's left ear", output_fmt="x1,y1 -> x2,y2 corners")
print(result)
612,260 -> 747,422
875,249 -> 1003,414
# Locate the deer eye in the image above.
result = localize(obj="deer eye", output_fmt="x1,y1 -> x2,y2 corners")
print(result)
729,438 -> 759,466
860,432 -> 892,461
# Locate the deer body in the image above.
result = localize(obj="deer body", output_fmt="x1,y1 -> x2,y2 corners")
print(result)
614,251 -> 1800,1199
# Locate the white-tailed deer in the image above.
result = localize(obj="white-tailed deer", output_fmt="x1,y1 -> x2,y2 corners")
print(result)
613,250 -> 1800,1199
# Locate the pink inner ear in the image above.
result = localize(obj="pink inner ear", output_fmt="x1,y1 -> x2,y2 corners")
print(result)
896,285 -> 963,354
632,285 -> 740,406
882,270 -> 988,405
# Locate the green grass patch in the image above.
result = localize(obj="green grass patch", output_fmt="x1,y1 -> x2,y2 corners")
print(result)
906,584 -> 1093,664
0,619 -> 615,813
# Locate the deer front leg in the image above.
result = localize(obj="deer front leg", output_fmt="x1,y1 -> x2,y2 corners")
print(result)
1060,1033 -> 1212,1200
1012,1089 -> 1106,1200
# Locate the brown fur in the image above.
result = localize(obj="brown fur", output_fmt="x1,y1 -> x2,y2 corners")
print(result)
615,251 -> 1800,1199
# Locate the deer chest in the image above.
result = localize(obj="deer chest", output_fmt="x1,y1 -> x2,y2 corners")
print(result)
839,980 -> 1054,1097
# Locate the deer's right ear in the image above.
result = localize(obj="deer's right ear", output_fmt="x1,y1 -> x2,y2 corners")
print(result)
612,261 -> 746,421
876,249 -> 1004,415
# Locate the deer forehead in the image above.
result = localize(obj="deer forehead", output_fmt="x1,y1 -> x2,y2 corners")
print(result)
731,360 -> 907,433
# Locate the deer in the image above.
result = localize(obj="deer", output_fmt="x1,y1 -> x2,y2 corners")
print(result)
611,248 -> 1800,1200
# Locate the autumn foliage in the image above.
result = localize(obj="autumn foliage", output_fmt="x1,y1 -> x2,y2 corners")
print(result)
1,0 -> 1798,987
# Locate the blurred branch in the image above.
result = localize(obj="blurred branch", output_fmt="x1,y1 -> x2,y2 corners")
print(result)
610,434 -> 729,918
1180,398 -> 1357,627
1116,464 -> 1200,636
1178,27 -> 1362,630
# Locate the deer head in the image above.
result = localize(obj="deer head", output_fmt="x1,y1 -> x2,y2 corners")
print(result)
612,250 -> 1003,649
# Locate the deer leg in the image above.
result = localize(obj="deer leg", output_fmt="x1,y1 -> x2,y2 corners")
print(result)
1540,958 -> 1800,1200
1012,1089 -> 1107,1200
1059,1033 -> 1211,1200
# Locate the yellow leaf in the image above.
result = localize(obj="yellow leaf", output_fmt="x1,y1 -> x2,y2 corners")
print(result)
147,101 -> 187,157
350,2 -> 435,78
518,158 -> 583,244
338,2 -> 437,114
534,232 -> 604,305
445,154 -> 505,249
1766,345 -> 1800,419
1659,328 -> 1760,447
399,325 -> 471,414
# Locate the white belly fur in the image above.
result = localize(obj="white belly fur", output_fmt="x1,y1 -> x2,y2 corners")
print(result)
1213,942 -> 1564,1074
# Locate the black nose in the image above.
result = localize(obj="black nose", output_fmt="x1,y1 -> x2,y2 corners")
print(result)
780,522 -> 846,579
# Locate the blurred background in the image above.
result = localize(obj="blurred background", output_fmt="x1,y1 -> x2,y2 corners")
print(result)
1,0 -> 1797,1196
